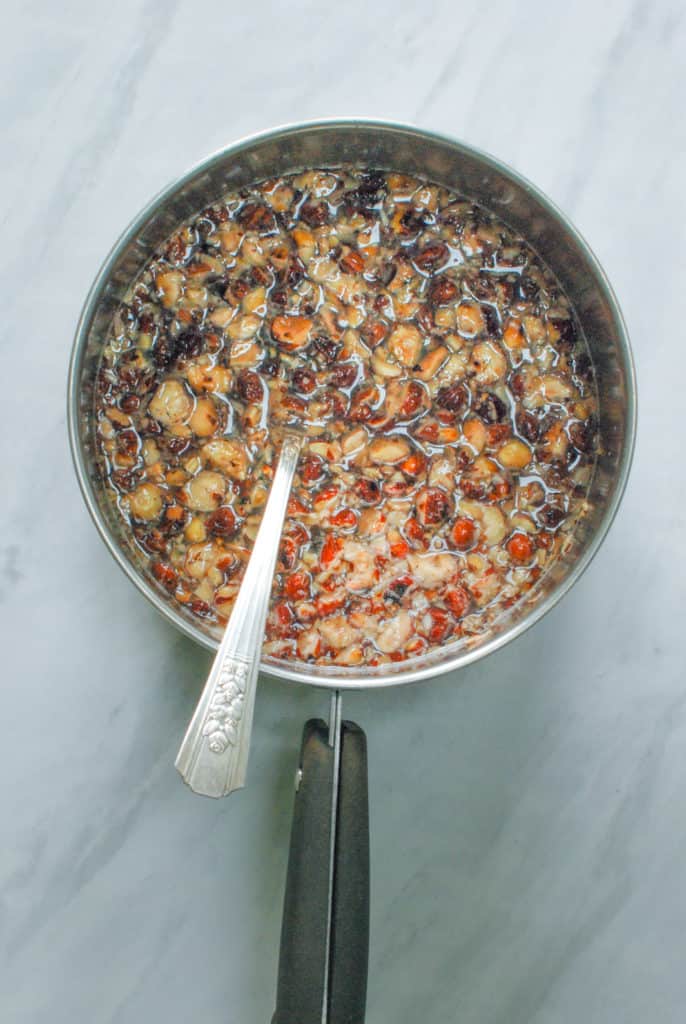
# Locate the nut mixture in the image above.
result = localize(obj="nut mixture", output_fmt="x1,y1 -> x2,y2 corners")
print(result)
95,168 -> 598,667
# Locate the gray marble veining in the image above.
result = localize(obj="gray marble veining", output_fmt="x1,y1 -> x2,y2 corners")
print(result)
2,0 -> 685,1021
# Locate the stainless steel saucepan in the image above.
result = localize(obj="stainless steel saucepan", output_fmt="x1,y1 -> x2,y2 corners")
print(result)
68,120 -> 636,1024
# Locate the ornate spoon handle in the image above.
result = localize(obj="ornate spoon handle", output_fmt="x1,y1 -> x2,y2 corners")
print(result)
175,432 -> 304,797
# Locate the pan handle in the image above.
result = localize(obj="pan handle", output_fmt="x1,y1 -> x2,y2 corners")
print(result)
273,718 -> 369,1024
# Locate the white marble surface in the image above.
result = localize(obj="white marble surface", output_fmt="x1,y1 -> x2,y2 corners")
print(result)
2,1 -> 685,1021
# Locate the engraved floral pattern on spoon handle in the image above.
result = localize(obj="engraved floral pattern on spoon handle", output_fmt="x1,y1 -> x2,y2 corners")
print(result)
175,433 -> 303,798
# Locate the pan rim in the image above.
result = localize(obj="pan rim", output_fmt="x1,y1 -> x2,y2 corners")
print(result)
67,117 -> 637,689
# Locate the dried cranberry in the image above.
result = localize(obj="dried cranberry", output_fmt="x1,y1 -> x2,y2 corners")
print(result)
300,456 -> 325,484
436,383 -> 467,412
292,368 -> 317,394
473,392 -> 507,423
340,250 -> 365,274
237,370 -> 263,403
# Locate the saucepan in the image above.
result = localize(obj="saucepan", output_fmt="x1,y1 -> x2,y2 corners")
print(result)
67,120 -> 636,1023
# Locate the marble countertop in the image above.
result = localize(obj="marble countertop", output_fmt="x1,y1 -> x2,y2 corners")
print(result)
3,1 -> 685,1021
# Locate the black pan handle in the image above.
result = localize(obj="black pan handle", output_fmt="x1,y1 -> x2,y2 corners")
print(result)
273,718 -> 369,1024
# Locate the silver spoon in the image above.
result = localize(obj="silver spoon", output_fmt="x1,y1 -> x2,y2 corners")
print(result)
175,431 -> 304,798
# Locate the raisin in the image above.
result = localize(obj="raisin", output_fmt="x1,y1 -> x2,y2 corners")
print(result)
151,561 -> 178,590
361,320 -> 387,347
261,357 -> 281,377
516,410 -> 540,443
416,305 -> 434,333
461,479 -> 486,500
286,257 -> 305,287
120,394 -> 140,413
416,487 -> 451,526
207,506 -> 238,537
189,598 -> 213,619
359,171 -> 386,194
312,337 -> 340,364
569,420 -> 595,453
166,436 -> 190,456
354,478 -> 381,505
474,392 -> 507,423
516,275 -> 540,302
152,334 -> 176,369
329,363 -> 357,389
436,383 -> 467,412
539,503 -> 565,528
400,208 -> 430,234
237,370 -> 263,403
414,242 -> 449,271
117,428 -> 139,456
237,203 -> 275,232
572,352 -> 593,381
300,202 -> 329,227
292,368 -> 317,394
175,326 -> 203,359
271,288 -> 288,306
377,263 -> 397,288
401,381 -> 426,417
384,580 -> 408,603
165,235 -> 188,265
138,312 -> 156,334
482,305 -> 500,336
429,278 -> 458,305
549,316 -> 577,348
